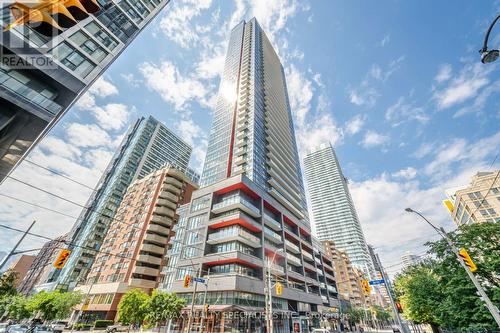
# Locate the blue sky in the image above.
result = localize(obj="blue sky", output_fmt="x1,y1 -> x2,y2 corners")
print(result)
1,0 -> 499,274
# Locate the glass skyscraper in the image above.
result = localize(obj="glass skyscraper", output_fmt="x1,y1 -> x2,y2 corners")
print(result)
162,19 -> 339,333
0,0 -> 171,183
304,143 -> 373,272
37,116 -> 192,290
200,18 -> 307,220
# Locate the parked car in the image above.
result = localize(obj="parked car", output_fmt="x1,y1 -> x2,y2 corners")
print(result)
49,322 -> 66,333
392,325 -> 401,333
7,325 -> 29,333
311,329 -> 333,333
0,323 -> 9,333
34,326 -> 53,333
105,325 -> 129,333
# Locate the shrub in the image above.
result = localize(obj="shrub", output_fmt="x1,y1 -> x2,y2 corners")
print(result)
94,320 -> 114,328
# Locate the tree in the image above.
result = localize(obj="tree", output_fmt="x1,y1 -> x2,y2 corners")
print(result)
0,270 -> 19,297
394,263 -> 443,333
394,222 -> 500,332
5,295 -> 31,321
144,290 -> 185,328
117,289 -> 149,326
372,305 -> 391,323
27,290 -> 83,321
346,307 -> 364,326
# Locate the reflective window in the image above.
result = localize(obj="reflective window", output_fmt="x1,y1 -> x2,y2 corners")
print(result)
52,42 -> 95,78
70,31 -> 108,62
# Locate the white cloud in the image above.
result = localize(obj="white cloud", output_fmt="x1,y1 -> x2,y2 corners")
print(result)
392,167 -> 417,180
379,34 -> 390,47
434,63 -> 452,83
159,0 -> 213,48
91,103 -> 131,131
139,61 -> 208,110
345,114 -> 365,135
66,123 -> 113,148
88,77 -> 119,98
454,78 -> 500,118
385,97 -> 429,125
286,64 -> 314,126
433,63 -> 491,109
361,130 -> 389,148
175,119 -> 203,146
413,142 -> 433,159
296,113 -> 343,156
349,88 -> 379,108
370,64 -> 382,80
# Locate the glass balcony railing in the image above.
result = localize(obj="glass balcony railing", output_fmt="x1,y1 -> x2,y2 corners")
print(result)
208,228 -> 260,244
0,67 -> 62,115
212,196 -> 260,216
286,253 -> 301,265
263,213 -> 281,228
264,227 -> 282,242
302,251 -> 313,261
285,239 -> 300,252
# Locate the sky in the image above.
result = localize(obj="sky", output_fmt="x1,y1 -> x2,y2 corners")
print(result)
0,0 -> 499,276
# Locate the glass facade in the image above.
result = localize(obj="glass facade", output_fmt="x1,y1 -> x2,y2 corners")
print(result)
199,19 -> 308,221
0,0 -> 171,183
53,116 -> 192,289
304,143 -> 374,272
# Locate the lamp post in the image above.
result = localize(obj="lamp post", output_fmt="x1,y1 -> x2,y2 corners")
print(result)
405,207 -> 500,327
264,248 -> 284,333
480,14 -> 500,64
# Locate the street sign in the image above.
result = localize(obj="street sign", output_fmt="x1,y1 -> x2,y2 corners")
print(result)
193,277 -> 206,283
369,279 -> 385,285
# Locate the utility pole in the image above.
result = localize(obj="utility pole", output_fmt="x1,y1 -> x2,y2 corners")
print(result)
200,268 -> 210,333
374,254 -> 408,333
186,267 -> 201,333
0,221 -> 36,272
70,278 -> 95,333
406,208 -> 500,327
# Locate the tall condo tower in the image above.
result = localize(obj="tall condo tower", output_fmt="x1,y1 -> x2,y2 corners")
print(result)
200,18 -> 307,220
163,19 -> 339,333
37,116 -> 192,291
0,0 -> 171,183
304,143 -> 373,271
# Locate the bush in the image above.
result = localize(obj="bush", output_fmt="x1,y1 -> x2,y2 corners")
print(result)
94,320 -> 114,328
75,323 -> 92,331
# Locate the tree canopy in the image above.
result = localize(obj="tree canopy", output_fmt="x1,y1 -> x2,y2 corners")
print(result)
117,289 -> 149,325
394,222 -> 499,331
143,290 -> 185,326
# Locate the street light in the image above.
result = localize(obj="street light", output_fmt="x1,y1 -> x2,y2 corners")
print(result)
479,14 -> 500,64
405,207 -> 500,327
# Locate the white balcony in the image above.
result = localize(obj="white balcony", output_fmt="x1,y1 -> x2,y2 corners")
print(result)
148,223 -> 170,236
163,184 -> 181,195
302,251 -> 313,261
164,177 -> 182,188
154,206 -> 175,218
133,266 -> 159,276
150,215 -> 172,226
327,285 -> 337,293
137,254 -> 161,265
212,197 -> 261,218
156,198 -> 177,210
264,228 -> 283,243
143,233 -> 168,245
140,243 -> 166,255
159,191 -> 178,202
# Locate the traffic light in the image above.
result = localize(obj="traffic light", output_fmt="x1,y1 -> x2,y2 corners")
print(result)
361,280 -> 371,295
275,282 -> 283,296
53,249 -> 71,269
6,0 -> 100,37
183,275 -> 191,288
396,302 -> 403,313
458,248 -> 477,272
204,304 -> 209,313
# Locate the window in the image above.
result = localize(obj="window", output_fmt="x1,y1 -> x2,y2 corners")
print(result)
69,31 -> 108,62
190,195 -> 211,212
52,42 -> 95,78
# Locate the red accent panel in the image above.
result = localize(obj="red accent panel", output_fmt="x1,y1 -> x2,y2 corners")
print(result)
263,200 -> 280,215
283,215 -> 296,227
300,227 -> 310,237
214,182 -> 260,200
264,248 -> 285,259
205,258 -> 259,269
208,218 -> 261,233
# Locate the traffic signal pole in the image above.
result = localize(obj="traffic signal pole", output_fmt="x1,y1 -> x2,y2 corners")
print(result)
374,254 -> 408,333
406,208 -> 500,327
0,221 -> 36,272
200,268 -> 210,333
186,267 -> 201,333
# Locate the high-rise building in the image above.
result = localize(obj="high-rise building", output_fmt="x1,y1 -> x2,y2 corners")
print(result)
0,0 -> 171,183
35,116 -> 192,291
304,143 -> 373,272
161,19 -> 339,333
200,18 -> 307,220
18,235 -> 68,295
445,171 -> 500,227
7,254 -> 36,288
73,166 -> 197,321
401,251 -> 421,270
